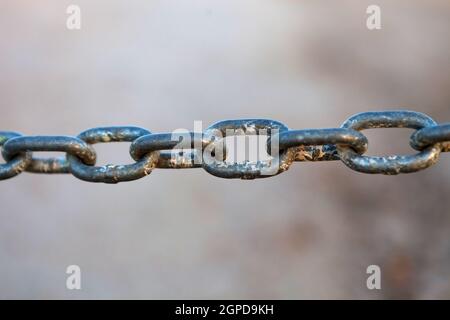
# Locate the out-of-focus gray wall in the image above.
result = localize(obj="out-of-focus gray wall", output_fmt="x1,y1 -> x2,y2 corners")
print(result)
1,0 -> 449,299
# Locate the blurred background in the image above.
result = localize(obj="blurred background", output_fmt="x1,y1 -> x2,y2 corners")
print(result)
0,0 -> 450,299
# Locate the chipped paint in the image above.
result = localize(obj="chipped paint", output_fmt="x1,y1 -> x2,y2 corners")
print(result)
1,111 -> 450,182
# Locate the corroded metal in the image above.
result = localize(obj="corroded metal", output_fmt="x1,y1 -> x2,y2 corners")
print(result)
410,123 -> 450,152
338,111 -> 441,174
2,136 -> 97,176
156,150 -> 202,169
68,126 -> 159,183
0,132 -> 31,179
1,110 -> 450,182
130,132 -> 203,162
202,119 -> 295,179
271,128 -> 368,162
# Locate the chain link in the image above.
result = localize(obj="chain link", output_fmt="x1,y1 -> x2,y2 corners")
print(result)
337,111 -> 442,174
68,126 -> 159,183
1,110 -> 449,183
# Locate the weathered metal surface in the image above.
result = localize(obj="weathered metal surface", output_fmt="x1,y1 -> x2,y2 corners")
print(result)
0,132 -> 31,179
271,128 -> 368,162
68,126 -> 158,183
1,110 -> 449,183
2,135 -> 97,176
338,111 -> 441,174
202,119 -> 295,179
156,150 -> 202,169
410,123 -> 450,152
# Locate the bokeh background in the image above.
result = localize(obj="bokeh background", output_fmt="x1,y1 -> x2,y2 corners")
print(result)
1,0 -> 450,299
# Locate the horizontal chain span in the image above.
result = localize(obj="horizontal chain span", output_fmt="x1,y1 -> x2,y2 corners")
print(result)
1,110 -> 449,183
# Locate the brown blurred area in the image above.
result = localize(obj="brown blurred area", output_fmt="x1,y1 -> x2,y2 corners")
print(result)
1,0 -> 450,299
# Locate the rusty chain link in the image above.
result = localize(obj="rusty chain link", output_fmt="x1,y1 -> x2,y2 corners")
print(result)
0,110 -> 449,183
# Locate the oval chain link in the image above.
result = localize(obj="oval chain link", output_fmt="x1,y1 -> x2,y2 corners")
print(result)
68,127 -> 159,184
202,119 -> 295,179
2,136 -> 97,176
337,111 -> 441,174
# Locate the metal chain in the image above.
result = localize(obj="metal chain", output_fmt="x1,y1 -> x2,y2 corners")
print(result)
1,110 -> 449,184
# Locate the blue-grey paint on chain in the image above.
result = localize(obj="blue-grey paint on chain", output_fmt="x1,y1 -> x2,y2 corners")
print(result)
270,128 -> 368,162
1,135 -> 96,177
411,123 -> 450,152
0,110 -> 449,182
0,132 -> 31,179
68,126 -> 159,184
130,131 -> 205,170
202,119 -> 295,179
338,110 -> 441,174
